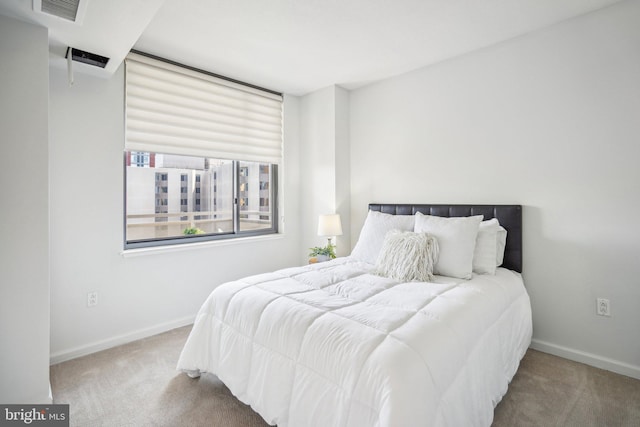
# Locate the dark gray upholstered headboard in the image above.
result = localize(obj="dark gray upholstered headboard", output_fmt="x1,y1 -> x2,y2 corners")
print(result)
368,204 -> 522,273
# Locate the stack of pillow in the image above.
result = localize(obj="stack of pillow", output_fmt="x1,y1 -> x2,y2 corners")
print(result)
350,210 -> 507,282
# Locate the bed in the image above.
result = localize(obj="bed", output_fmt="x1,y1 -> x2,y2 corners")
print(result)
177,203 -> 532,427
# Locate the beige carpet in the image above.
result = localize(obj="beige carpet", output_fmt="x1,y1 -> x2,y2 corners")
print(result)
50,326 -> 640,427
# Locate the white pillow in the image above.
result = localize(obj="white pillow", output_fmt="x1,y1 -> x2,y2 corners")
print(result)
473,218 -> 499,275
496,225 -> 507,266
350,210 -> 415,264
414,212 -> 483,279
376,230 -> 439,282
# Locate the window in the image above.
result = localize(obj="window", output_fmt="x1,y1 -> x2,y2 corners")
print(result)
125,153 -> 277,245
124,52 -> 282,249
130,151 -> 151,167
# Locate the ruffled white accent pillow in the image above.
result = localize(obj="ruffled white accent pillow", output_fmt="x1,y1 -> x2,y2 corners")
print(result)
376,230 -> 439,282
351,210 -> 415,264
414,212 -> 483,279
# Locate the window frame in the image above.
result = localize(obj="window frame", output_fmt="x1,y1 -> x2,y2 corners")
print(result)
123,153 -> 278,250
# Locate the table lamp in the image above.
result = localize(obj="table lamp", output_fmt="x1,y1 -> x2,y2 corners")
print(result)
317,214 -> 343,247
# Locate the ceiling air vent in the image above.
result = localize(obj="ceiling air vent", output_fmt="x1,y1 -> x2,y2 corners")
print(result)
35,0 -> 84,23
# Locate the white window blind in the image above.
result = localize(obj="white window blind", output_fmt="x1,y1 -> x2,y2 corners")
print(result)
125,52 -> 283,164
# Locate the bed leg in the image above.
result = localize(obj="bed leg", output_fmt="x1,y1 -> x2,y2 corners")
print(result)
185,370 -> 201,379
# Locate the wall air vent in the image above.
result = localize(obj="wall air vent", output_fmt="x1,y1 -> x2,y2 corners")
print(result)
65,47 -> 109,68
34,0 -> 86,23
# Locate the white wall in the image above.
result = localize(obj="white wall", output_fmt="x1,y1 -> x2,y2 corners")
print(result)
49,66 -> 302,362
0,16 -> 51,402
335,87 -> 351,255
350,0 -> 640,377
300,85 -> 351,261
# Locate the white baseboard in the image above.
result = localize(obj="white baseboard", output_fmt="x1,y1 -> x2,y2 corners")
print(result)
49,315 -> 195,365
530,339 -> 640,380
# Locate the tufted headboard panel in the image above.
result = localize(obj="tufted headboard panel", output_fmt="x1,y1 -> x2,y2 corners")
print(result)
368,204 -> 522,273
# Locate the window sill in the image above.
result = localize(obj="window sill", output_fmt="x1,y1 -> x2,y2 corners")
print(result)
121,233 -> 285,258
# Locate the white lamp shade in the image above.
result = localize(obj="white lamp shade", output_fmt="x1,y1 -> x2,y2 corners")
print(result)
318,214 -> 343,237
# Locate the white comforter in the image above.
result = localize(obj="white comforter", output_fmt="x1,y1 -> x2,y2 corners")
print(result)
177,257 -> 532,427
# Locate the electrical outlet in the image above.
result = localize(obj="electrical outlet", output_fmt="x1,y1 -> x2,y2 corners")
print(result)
596,298 -> 610,317
87,291 -> 98,307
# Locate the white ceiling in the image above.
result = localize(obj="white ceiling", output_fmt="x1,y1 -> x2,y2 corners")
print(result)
0,0 -> 625,95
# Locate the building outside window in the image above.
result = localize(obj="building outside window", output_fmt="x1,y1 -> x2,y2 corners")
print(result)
180,173 -> 188,221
